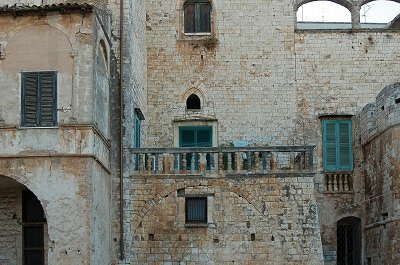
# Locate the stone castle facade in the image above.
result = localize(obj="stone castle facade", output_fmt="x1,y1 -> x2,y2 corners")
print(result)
0,0 -> 399,264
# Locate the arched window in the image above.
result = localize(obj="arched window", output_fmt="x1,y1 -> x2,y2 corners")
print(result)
186,94 -> 201,110
184,0 -> 211,33
297,1 -> 351,29
360,1 -> 400,25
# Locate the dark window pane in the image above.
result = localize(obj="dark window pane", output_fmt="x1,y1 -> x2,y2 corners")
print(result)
184,4 -> 195,33
186,197 -> 207,223
199,3 -> 211,32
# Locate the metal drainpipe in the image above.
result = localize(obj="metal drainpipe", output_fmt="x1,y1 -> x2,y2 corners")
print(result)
119,0 -> 125,260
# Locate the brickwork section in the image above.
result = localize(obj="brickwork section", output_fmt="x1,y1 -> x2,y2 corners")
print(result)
129,175 -> 323,264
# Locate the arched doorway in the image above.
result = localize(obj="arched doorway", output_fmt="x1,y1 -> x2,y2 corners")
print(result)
0,175 -> 47,265
337,217 -> 361,265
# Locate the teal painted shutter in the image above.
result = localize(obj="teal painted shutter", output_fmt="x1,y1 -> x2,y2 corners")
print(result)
324,121 -> 337,170
22,73 -> 40,126
338,121 -> 353,170
39,72 -> 57,126
323,120 -> 353,171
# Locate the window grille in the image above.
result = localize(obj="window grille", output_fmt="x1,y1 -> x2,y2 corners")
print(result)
185,197 -> 207,223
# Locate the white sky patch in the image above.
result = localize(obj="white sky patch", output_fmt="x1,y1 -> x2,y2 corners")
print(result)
297,0 -> 400,23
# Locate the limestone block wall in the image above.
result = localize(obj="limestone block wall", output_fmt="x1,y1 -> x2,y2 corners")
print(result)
0,8 -> 112,265
145,0 -> 298,148
0,188 -> 22,265
0,157 -> 109,265
129,175 -> 323,264
357,83 -> 400,264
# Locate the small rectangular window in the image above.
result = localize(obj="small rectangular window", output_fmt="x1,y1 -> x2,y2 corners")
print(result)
21,71 -> 57,127
185,197 -> 207,224
322,119 -> 353,171
184,0 -> 211,33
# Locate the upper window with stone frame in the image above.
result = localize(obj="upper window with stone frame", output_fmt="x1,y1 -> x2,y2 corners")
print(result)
322,119 -> 353,171
184,0 -> 212,34
21,71 -> 57,127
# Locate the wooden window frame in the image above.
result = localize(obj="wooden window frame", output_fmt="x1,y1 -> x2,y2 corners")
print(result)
322,119 -> 353,172
184,0 -> 212,34
21,71 -> 57,127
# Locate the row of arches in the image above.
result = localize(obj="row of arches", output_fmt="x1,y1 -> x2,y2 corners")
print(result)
296,0 -> 400,25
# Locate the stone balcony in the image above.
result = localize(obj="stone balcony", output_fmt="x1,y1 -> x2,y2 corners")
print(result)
129,145 -> 315,177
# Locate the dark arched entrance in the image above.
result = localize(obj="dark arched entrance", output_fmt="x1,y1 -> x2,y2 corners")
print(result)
0,176 -> 46,265
337,217 -> 361,265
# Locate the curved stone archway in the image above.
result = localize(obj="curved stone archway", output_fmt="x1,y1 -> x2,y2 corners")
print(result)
0,175 -> 48,265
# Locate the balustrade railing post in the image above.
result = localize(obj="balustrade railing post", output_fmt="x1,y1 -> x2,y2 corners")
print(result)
199,153 -> 206,173
333,174 -> 337,191
246,151 -> 251,172
139,154 -> 145,173
146,153 -> 152,173
227,153 -> 232,173
182,153 -> 187,174
157,154 -> 163,174
254,152 -> 260,172
343,173 -> 349,191
191,152 -> 196,174
163,154 -> 170,174
218,152 -> 223,172
235,152 -> 242,172
270,153 -> 278,171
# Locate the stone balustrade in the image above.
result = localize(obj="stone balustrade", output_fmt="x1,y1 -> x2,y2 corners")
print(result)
129,145 -> 315,176
324,172 -> 353,192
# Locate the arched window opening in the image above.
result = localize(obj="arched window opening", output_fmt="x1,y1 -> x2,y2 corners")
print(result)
186,94 -> 201,110
337,217 -> 361,265
98,39 -> 108,73
297,1 -> 351,29
184,0 -> 211,33
360,1 -> 400,28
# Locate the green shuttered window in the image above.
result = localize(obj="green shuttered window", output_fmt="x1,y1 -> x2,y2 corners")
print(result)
179,126 -> 212,147
184,0 -> 211,33
21,72 -> 57,127
322,120 -> 353,171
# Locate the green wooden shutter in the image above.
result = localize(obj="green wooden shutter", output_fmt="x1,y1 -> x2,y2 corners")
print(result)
39,72 -> 57,126
22,72 -> 57,127
323,120 -> 353,171
338,121 -> 353,170
22,72 -> 40,126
